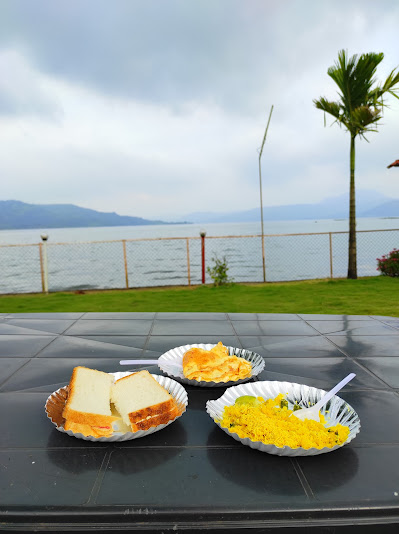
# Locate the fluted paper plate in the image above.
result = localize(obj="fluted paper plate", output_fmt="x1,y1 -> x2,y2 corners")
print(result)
45,372 -> 188,442
158,343 -> 265,387
206,380 -> 361,456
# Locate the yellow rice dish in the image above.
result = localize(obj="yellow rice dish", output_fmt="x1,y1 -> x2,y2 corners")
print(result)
219,394 -> 350,450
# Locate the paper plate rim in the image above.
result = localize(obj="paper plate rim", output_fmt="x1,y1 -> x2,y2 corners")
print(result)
45,372 -> 188,442
158,343 -> 265,387
206,380 -> 361,456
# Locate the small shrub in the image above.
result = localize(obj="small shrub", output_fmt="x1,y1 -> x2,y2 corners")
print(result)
207,255 -> 234,286
377,248 -> 399,277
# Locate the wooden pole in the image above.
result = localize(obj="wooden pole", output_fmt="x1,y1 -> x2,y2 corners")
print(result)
122,240 -> 129,288
39,243 -> 45,292
40,234 -> 49,294
329,232 -> 333,278
186,238 -> 191,286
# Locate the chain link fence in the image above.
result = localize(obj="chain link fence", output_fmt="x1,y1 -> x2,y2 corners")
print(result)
0,229 -> 398,294
0,244 -> 43,294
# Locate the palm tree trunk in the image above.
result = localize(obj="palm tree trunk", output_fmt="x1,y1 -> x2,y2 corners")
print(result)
347,134 -> 357,279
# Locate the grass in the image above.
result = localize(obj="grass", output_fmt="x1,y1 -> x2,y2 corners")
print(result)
0,276 -> 398,316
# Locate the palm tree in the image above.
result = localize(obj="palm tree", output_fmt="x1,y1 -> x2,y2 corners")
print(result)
314,50 -> 399,279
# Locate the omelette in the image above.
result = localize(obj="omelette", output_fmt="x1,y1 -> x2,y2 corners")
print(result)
182,342 -> 252,382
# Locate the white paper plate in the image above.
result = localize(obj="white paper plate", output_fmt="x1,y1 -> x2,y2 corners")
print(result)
206,380 -> 361,456
45,372 -> 188,442
158,343 -> 265,387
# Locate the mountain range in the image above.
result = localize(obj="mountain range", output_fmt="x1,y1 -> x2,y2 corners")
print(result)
0,200 -> 176,230
180,190 -> 399,223
0,191 -> 398,230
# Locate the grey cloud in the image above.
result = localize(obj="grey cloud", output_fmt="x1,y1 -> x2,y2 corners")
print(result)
0,1 -> 269,113
0,1 -> 336,116
0,47 -> 62,117
1,0 -> 398,117
1,0 -> 399,217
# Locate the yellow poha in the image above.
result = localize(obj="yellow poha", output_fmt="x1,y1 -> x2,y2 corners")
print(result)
220,394 -> 350,449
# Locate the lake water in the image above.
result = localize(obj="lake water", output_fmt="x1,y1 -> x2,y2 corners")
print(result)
1,217 -> 399,244
0,218 -> 398,293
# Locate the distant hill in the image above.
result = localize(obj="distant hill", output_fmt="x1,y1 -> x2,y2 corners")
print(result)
2,191 -> 398,230
360,200 -> 399,217
0,200 -> 178,230
181,190 -> 399,223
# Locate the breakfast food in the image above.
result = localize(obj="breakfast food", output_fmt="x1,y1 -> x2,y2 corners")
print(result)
182,342 -> 252,382
62,366 -> 180,438
111,370 -> 179,432
62,366 -> 120,438
220,394 -> 350,449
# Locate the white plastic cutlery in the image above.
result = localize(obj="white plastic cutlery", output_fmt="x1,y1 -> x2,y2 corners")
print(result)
119,359 -> 184,377
291,372 -> 356,422
120,359 -> 158,365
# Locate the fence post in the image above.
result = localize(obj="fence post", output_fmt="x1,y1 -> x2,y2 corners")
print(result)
39,243 -> 45,292
40,234 -> 49,293
186,238 -> 191,286
122,240 -> 129,288
329,232 -> 333,278
200,230 -> 206,283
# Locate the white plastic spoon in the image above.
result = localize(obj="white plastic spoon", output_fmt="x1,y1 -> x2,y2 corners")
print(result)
119,359 -> 184,377
291,373 -> 356,422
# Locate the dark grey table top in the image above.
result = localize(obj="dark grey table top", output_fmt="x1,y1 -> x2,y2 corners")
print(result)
1,312 -> 399,533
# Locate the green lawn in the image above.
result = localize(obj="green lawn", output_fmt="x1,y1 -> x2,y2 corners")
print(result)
0,276 -> 398,316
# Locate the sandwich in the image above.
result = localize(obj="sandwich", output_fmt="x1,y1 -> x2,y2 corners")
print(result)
62,367 -> 180,438
62,366 -> 120,438
182,341 -> 252,382
111,370 -> 179,432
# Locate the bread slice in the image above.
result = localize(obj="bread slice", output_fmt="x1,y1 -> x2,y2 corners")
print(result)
111,370 -> 178,431
129,404 -> 180,432
62,366 -> 119,437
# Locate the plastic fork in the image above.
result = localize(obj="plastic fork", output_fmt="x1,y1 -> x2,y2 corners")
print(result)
291,373 -> 356,422
119,359 -> 184,377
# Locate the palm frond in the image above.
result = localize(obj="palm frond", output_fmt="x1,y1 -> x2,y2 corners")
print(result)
380,68 -> 399,100
327,50 -> 384,111
313,97 -> 340,118
315,49 -> 398,138
351,106 -> 381,131
313,97 -> 348,130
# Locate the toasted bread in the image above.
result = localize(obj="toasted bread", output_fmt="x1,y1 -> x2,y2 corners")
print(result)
62,366 -> 119,437
111,370 -> 178,432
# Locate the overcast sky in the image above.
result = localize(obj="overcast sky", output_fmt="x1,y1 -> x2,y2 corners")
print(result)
1,0 -> 399,220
